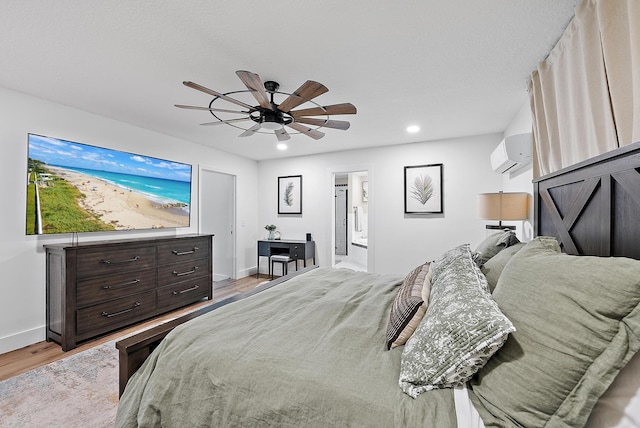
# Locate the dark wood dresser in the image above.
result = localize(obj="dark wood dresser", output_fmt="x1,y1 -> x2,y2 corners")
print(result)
45,234 -> 213,351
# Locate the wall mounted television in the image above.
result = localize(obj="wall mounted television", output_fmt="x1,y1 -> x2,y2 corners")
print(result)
26,133 -> 193,235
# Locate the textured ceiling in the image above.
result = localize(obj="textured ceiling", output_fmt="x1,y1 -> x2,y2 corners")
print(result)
0,1 -> 578,161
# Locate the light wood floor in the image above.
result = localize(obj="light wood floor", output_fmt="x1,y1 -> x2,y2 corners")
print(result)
0,275 -> 268,382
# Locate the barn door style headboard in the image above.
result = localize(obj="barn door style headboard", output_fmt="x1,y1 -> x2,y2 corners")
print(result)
534,141 -> 640,259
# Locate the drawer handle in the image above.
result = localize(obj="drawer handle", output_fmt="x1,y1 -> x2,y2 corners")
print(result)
172,247 -> 199,256
103,279 -> 140,290
100,256 -> 140,264
172,266 -> 199,276
172,285 -> 200,295
101,302 -> 141,318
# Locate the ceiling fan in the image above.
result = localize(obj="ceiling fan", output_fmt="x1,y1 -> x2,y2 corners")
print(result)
175,70 -> 357,141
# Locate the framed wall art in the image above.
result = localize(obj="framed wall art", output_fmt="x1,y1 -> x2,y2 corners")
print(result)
278,175 -> 302,214
404,164 -> 443,214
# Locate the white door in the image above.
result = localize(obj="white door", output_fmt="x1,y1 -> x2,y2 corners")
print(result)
199,168 -> 235,281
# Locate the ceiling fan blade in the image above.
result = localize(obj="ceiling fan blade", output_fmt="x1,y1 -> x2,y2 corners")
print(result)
290,103 -> 357,117
275,128 -> 291,141
183,81 -> 256,111
294,117 -> 350,130
175,104 -> 249,114
286,122 -> 325,140
200,117 -> 253,126
277,80 -> 329,113
236,70 -> 271,109
238,122 -> 262,137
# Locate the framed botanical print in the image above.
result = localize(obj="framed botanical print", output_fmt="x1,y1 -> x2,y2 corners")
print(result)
278,175 -> 302,214
404,164 -> 443,214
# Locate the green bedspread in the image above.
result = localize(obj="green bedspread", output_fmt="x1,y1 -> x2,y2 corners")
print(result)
116,267 -> 457,427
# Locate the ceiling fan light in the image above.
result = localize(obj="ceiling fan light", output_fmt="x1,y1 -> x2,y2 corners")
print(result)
261,121 -> 283,131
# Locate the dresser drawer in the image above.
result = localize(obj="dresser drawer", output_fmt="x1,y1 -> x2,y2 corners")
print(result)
157,237 -> 210,265
76,246 -> 156,279
76,291 -> 156,337
76,268 -> 157,308
157,258 -> 210,288
156,277 -> 210,311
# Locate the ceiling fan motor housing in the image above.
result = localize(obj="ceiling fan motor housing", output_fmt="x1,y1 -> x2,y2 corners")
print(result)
264,80 -> 280,93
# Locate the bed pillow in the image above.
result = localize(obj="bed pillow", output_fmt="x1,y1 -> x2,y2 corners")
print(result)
586,349 -> 640,427
469,237 -> 640,428
480,242 -> 525,292
385,262 -> 431,350
474,230 -> 519,266
399,244 -> 515,398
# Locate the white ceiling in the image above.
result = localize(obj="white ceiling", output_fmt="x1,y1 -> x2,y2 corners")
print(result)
1,1 -> 578,161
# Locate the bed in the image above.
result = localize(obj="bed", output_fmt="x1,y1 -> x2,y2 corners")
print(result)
115,142 -> 640,428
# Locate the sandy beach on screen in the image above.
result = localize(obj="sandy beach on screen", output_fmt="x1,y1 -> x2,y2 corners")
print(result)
47,166 -> 189,230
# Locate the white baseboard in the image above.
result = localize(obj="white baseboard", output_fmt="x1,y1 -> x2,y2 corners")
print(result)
213,273 -> 230,282
0,326 -> 46,355
238,266 -> 257,278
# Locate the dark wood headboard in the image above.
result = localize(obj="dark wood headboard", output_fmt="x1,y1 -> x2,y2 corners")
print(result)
534,141 -> 640,259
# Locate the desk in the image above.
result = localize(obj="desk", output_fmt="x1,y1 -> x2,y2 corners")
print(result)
257,239 -> 315,278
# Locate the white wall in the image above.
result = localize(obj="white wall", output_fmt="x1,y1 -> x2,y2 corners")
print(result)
257,134 -> 505,276
0,87 -> 259,354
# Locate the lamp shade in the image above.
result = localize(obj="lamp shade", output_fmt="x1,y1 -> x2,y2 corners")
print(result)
477,192 -> 528,221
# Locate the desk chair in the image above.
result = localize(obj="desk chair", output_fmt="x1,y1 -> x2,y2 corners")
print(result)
270,255 -> 296,279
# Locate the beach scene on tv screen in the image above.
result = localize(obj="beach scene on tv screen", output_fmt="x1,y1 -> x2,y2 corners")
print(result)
26,134 -> 192,235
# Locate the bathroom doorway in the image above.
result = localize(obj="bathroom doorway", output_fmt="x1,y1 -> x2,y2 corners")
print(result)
332,171 -> 368,272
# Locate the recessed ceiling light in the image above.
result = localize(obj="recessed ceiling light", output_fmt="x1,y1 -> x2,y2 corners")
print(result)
407,125 -> 420,133
277,143 -> 288,150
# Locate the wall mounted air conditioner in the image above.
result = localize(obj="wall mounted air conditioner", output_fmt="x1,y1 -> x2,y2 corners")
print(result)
490,133 -> 532,174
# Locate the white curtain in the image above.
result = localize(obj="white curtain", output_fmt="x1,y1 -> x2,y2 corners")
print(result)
601,0 -> 640,149
530,0 -> 640,177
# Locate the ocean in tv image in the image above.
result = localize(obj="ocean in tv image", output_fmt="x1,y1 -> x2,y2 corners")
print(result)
26,134 -> 193,235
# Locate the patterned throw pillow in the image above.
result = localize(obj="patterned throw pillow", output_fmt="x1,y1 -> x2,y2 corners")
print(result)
399,244 -> 515,398
421,263 -> 433,302
430,244 -> 468,283
385,262 -> 431,350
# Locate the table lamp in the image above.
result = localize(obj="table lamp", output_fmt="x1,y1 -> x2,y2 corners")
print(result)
477,191 -> 528,230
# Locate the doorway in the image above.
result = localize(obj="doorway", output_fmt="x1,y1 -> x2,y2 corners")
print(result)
332,170 -> 368,272
199,167 -> 236,283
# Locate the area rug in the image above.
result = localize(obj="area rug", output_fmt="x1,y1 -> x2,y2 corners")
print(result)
0,340 -> 119,428
0,302 -> 217,428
